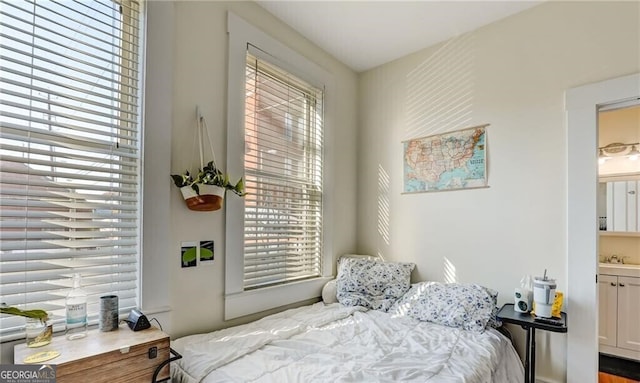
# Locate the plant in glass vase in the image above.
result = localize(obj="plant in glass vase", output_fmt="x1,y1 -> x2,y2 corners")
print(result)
1,304 -> 52,348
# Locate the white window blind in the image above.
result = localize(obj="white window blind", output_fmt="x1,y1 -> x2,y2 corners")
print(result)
243,50 -> 324,290
0,0 -> 142,339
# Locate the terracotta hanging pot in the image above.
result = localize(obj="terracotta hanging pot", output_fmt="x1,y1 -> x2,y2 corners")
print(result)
180,184 -> 225,212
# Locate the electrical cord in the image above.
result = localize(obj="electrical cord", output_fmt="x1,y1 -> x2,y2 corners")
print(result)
150,317 -> 163,331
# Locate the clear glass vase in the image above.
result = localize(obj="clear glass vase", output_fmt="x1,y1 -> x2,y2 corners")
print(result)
25,317 -> 53,348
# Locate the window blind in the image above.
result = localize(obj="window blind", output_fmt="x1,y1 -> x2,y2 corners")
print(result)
0,0 -> 142,339
243,51 -> 324,290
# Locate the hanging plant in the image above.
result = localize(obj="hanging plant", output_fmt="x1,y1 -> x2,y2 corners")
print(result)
170,108 -> 246,211
171,162 -> 246,211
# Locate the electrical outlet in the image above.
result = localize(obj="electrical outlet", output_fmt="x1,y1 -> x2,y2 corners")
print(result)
148,346 -> 157,359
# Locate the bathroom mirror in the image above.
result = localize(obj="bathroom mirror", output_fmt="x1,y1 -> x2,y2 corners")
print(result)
598,176 -> 640,233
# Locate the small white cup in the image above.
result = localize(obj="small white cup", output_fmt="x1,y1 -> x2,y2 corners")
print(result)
536,303 -> 553,318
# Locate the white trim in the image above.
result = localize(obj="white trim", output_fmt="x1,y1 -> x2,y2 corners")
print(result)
566,72 -> 640,383
225,12 -> 334,320
227,13 -> 328,90
534,378 -> 563,383
599,345 -> 640,361
140,0 -> 173,314
224,277 -> 331,319
598,98 -> 640,112
137,306 -> 171,316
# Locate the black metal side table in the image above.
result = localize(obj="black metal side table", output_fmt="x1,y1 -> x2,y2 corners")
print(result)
497,303 -> 567,383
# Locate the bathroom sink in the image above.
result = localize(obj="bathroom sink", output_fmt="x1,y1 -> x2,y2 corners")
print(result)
599,263 -> 640,277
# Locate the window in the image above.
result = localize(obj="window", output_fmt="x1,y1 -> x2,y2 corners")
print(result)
225,13 -> 332,319
243,51 -> 324,290
0,0 -> 143,339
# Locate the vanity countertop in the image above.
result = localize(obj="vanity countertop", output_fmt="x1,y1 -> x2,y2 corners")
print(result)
599,263 -> 640,278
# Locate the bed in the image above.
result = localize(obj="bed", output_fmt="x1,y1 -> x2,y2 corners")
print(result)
171,257 -> 525,383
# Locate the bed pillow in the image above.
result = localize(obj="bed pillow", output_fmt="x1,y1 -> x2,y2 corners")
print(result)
322,279 -> 338,304
484,287 -> 502,329
389,281 -> 499,332
336,258 -> 415,311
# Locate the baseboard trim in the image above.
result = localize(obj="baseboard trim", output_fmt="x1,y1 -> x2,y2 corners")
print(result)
535,377 -> 561,383
599,353 -> 640,381
600,345 -> 640,361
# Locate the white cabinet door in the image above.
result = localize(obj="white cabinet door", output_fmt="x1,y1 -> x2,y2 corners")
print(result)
599,274 -> 618,347
617,276 -> 640,352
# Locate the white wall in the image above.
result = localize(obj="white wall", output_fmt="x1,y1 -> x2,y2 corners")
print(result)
156,1 -> 358,339
356,2 -> 639,382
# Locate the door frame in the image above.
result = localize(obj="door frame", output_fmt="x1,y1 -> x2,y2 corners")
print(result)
566,72 -> 640,383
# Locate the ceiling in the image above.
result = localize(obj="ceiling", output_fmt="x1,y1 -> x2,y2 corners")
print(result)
256,1 -> 542,72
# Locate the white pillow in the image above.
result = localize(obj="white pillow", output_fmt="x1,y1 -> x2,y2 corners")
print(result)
322,279 -> 338,304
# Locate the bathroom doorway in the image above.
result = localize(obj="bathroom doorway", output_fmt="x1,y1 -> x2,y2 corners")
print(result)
597,102 -> 640,382
597,103 -> 640,255
567,72 -> 640,383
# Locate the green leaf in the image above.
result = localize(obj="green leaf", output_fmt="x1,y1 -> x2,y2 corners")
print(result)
234,178 -> 246,196
171,174 -> 185,187
0,306 -> 49,322
200,248 -> 214,261
170,171 -> 193,188
182,247 -> 197,265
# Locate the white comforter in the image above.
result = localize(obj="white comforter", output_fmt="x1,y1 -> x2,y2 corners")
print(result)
171,303 -> 524,383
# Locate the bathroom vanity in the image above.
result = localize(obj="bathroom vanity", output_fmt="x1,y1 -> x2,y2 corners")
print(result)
598,263 -> 640,361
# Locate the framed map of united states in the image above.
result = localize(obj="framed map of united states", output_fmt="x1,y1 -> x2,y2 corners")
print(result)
403,125 -> 488,193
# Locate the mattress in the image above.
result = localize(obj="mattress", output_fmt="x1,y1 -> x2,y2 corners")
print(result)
171,303 -> 524,383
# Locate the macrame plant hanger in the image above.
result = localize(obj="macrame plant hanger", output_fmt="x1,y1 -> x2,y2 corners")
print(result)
181,107 -> 225,211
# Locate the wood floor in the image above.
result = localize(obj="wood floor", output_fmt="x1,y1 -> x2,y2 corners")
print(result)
599,372 -> 640,383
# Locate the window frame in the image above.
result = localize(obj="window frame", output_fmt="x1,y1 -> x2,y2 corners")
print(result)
0,1 -> 173,351
139,0 -> 171,317
0,0 -> 155,340
225,12 -> 333,320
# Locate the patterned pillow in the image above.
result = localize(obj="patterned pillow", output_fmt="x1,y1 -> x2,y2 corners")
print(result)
483,287 -> 502,329
336,258 -> 415,311
389,281 -> 499,332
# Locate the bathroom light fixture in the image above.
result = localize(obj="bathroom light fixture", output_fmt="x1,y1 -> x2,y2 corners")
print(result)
598,142 -> 640,164
598,149 -> 610,164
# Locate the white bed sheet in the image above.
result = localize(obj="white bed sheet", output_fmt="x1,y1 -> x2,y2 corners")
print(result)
171,303 -> 524,383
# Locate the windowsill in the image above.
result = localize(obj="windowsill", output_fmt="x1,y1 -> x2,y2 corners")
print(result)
224,277 -> 332,320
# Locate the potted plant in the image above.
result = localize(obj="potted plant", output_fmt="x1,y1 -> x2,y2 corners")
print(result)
172,107 -> 246,211
171,161 -> 246,211
1,304 -> 52,347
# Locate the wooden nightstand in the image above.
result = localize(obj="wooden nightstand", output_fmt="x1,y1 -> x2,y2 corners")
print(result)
14,324 -> 171,383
